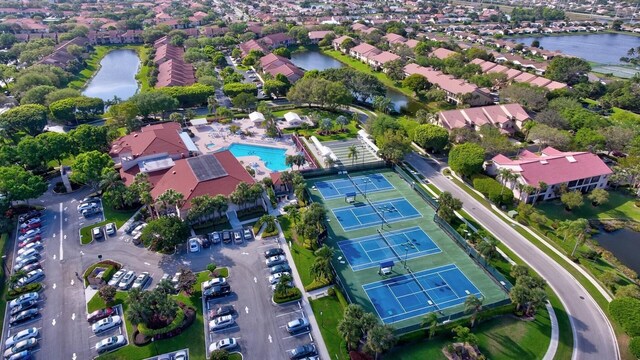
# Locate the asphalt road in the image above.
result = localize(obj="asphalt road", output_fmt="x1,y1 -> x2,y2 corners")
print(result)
405,152 -> 619,360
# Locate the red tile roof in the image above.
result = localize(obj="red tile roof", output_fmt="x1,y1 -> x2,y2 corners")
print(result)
110,122 -> 188,159
492,147 -> 612,187
150,151 -> 255,209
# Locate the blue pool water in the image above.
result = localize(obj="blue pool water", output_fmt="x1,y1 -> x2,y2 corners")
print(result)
227,143 -> 289,172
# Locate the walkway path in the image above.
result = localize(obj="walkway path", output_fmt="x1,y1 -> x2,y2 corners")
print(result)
543,301 -> 560,360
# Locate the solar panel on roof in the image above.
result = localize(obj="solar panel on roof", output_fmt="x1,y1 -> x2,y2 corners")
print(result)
187,155 -> 227,182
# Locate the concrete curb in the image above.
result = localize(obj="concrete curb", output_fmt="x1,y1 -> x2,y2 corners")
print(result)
543,301 -> 559,360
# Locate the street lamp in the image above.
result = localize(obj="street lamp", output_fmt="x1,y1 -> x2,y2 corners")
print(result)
402,240 -> 417,268
362,178 -> 371,199
320,311 -> 323,328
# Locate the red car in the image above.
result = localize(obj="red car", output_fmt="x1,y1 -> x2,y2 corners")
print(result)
87,307 -> 115,323
18,235 -> 42,248
19,223 -> 41,233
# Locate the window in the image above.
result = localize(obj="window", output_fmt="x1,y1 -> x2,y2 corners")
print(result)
568,180 -> 577,187
590,176 -> 600,184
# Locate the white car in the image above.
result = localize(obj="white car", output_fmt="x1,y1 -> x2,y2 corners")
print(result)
17,242 -> 43,256
132,272 -> 150,290
266,255 -> 286,267
174,350 -> 187,360
91,315 -> 122,334
4,327 -> 38,348
105,223 -> 116,235
209,315 -> 235,331
268,272 -> 290,285
9,293 -> 39,309
108,270 -> 126,287
95,335 -> 126,354
209,337 -> 238,352
77,202 -> 98,212
118,271 -> 136,290
202,277 -> 226,289
188,238 -> 200,253
16,248 -> 39,262
16,269 -> 44,287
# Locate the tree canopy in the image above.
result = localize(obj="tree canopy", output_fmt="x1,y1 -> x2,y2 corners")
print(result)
449,143 -> 485,177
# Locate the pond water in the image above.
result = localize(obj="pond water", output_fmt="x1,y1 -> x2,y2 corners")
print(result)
83,49 -> 140,101
593,227 -> 640,274
512,33 -> 640,65
289,50 -> 422,114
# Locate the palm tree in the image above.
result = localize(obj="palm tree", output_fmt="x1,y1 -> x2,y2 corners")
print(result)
310,257 -> 333,282
347,145 -> 359,166
421,312 -> 439,339
100,169 -> 124,193
476,238 -> 499,261
335,115 -> 349,131
569,218 -> 590,257
520,184 -> 535,203
364,324 -> 397,360
157,189 -> 185,218
509,285 -> 530,312
280,171 -> 293,192
315,244 -> 334,260
464,295 -> 483,327
531,181 -> 548,206
230,182 -> 251,210
526,288 -> 547,316
323,155 -> 336,168
285,155 -> 296,169
287,207 -> 300,225
207,95 -> 217,113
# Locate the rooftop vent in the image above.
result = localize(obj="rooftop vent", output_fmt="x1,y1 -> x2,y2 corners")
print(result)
540,160 -> 549,165
566,156 -> 577,163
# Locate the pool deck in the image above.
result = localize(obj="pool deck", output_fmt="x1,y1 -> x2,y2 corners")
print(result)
189,117 -> 311,180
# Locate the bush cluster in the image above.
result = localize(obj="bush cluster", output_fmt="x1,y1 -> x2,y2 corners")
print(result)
273,287 -> 302,303
156,84 -> 215,107
138,307 -> 186,337
472,175 -> 514,206
8,283 -> 42,299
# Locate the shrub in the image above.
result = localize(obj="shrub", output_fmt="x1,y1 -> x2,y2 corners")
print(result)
222,82 -> 258,97
156,84 -> 215,107
609,297 -> 640,336
472,175 -> 514,206
630,337 -> 640,359
138,307 -> 186,337
273,287 -> 302,303
8,283 -> 42,299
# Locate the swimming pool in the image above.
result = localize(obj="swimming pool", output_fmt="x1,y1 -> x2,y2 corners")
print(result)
226,143 -> 289,172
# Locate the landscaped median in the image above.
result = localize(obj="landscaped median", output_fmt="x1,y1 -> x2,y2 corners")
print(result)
88,269 -> 226,359
80,205 -> 138,245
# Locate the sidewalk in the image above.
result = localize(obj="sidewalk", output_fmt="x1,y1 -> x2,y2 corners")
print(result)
275,221 -> 330,360
543,301 -> 559,360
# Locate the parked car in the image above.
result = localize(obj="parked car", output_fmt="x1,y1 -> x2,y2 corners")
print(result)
264,248 -> 285,258
188,238 -> 200,253
209,232 -> 221,244
105,223 -> 116,236
118,271 -> 136,290
18,235 -> 41,248
77,202 -> 98,212
17,263 -> 40,274
174,350 -> 187,360
17,242 -> 43,256
19,218 -> 41,228
9,309 -> 39,326
233,231 -> 242,244
18,229 -> 41,242
243,228 -> 252,240
222,231 -> 231,243
83,196 -> 101,204
124,221 -> 143,235
268,272 -> 290,285
92,227 -> 103,239
9,300 -> 37,316
108,270 -> 126,287
207,305 -> 235,319
87,307 -> 115,323
132,272 -> 150,290
286,318 -> 310,334
19,223 -> 41,234
289,344 -> 317,360
171,272 -> 181,289
82,207 -> 101,217
200,236 -> 211,248
203,284 -> 231,299
9,293 -> 38,309
269,264 -> 291,275
3,339 -> 37,358
266,255 -> 286,267
16,269 -> 44,287
13,256 -> 40,272
209,315 -> 235,331
16,248 -> 39,261
18,211 -> 41,224
209,337 -> 238,352
4,327 -> 38,348
271,281 -> 293,291
95,335 -> 126,354
91,315 -> 122,334
6,350 -> 32,360
202,277 -> 227,289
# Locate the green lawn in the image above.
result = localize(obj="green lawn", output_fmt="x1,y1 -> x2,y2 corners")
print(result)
94,270 -> 224,359
322,49 -> 415,98
309,295 -> 349,360
280,216 -> 314,287
135,46 -> 152,92
536,190 -> 640,222
0,233 -> 9,327
80,205 -> 138,245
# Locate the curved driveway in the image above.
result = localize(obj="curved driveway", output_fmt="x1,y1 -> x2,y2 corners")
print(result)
406,153 -> 619,360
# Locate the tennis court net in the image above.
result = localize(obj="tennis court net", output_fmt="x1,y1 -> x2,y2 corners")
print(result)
347,175 -> 387,226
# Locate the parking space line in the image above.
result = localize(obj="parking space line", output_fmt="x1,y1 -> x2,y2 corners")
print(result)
275,310 -> 302,318
281,331 -> 311,340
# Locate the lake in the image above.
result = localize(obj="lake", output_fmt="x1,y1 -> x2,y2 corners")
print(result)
513,33 -> 640,65
83,49 -> 140,101
290,50 -> 422,114
594,227 -> 640,274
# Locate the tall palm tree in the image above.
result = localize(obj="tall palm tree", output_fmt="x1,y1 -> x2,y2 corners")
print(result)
347,145 -> 359,166
531,181 -> 548,206
310,257 -> 333,282
100,169 -> 124,193
280,171 -> 293,192
157,189 -> 185,217
287,207 -> 300,225
464,295 -> 483,327
520,184 -> 535,203
421,312 -> 439,339
509,285 -> 530,312
526,288 -> 548,316
569,218 -> 590,257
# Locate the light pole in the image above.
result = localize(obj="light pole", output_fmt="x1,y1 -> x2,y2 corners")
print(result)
320,311 -> 324,328
363,178 -> 371,199
402,240 -> 417,268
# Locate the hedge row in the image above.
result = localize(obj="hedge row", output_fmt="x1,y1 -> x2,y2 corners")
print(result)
83,260 -> 122,287
8,283 -> 42,299
138,307 -> 185,337
472,175 -> 514,206
274,287 -> 302,304
610,297 -> 640,337
156,84 -> 215,108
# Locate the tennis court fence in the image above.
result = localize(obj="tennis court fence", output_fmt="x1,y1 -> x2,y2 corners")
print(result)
395,164 -> 513,292
301,161 -> 388,179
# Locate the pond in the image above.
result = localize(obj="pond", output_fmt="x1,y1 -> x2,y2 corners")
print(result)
593,227 -> 640,274
83,49 -> 140,102
289,50 -> 422,114
512,33 -> 640,65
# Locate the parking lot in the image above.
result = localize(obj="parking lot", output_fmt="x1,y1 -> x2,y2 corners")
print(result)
196,230 -> 316,359
87,304 -> 128,355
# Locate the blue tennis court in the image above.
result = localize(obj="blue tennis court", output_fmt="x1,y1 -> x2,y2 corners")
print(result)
332,198 -> 421,231
338,227 -> 441,271
363,264 -> 482,324
315,174 -> 394,200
